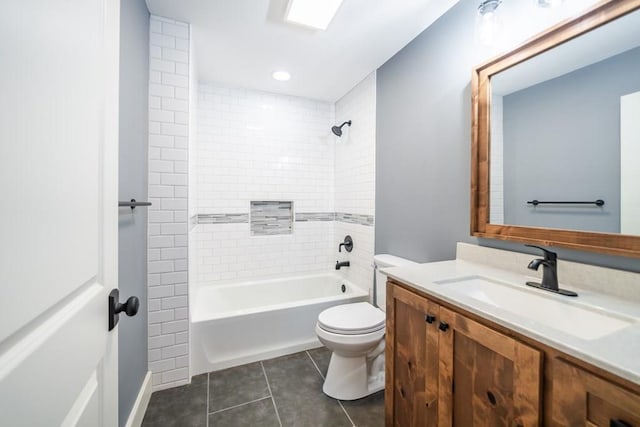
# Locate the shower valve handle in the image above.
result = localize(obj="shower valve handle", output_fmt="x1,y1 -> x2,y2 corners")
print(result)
339,235 -> 353,253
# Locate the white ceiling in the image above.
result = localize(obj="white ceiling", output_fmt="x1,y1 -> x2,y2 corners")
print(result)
145,0 -> 459,102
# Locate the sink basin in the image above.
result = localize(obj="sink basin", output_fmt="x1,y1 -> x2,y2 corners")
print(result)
434,276 -> 634,340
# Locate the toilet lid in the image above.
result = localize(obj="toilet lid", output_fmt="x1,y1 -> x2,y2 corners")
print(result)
318,302 -> 385,335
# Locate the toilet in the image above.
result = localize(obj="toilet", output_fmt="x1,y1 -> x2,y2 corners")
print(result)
315,254 -> 417,400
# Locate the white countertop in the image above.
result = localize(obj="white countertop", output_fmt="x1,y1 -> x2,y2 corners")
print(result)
383,259 -> 640,385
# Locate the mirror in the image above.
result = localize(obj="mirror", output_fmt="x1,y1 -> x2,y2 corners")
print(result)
471,0 -> 640,257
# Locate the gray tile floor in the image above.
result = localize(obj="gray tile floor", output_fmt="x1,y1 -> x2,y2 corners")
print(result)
142,347 -> 384,427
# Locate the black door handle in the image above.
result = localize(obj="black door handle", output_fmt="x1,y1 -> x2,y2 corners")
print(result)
439,322 -> 449,332
108,289 -> 140,331
425,314 -> 436,324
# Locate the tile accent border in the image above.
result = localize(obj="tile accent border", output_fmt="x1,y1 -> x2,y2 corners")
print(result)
197,214 -> 249,224
194,211 -> 374,227
295,212 -> 336,222
336,212 -> 374,226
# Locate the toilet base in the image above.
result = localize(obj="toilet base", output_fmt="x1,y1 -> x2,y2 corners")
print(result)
322,351 -> 385,400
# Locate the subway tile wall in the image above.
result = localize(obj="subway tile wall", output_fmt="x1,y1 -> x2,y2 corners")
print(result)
192,221 -> 334,281
196,83 -> 335,213
334,73 -> 377,297
193,83 -> 336,285
335,73 -> 376,217
147,15 -> 191,391
192,75 -> 377,291
150,44 -> 378,390
187,34 -> 199,309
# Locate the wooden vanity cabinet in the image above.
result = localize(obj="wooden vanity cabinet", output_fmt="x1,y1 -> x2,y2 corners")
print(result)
552,359 -> 640,427
385,284 -> 440,426
386,282 -> 541,426
437,306 -> 541,427
386,280 -> 640,427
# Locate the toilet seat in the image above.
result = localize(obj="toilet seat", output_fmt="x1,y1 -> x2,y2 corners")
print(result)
318,302 -> 385,335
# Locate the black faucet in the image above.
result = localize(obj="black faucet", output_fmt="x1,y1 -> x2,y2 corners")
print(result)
335,260 -> 350,270
525,245 -> 577,297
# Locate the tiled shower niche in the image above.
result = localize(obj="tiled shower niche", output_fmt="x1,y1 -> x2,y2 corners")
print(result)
250,201 -> 293,236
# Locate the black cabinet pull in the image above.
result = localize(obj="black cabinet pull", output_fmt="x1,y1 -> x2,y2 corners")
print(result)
425,314 -> 436,324
439,321 -> 449,332
610,420 -> 632,427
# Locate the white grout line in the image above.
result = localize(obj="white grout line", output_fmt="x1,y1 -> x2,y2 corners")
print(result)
206,373 -> 210,427
306,350 -> 325,380
337,400 -> 356,427
306,351 -> 356,427
261,361 -> 283,427
208,396 -> 272,415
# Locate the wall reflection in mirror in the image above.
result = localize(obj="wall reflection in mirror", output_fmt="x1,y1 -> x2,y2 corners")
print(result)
489,8 -> 640,236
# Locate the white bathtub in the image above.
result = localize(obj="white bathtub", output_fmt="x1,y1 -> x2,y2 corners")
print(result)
191,274 -> 368,375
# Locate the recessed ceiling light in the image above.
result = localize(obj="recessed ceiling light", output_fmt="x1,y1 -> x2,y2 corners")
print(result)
285,0 -> 344,31
272,71 -> 291,81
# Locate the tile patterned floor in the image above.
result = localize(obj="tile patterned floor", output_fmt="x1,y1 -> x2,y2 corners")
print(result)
142,347 -> 384,427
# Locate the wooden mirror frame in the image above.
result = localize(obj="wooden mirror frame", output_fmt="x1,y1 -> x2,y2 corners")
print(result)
471,0 -> 640,258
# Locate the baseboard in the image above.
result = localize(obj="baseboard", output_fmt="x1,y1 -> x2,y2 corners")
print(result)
152,377 -> 190,392
125,371 -> 152,427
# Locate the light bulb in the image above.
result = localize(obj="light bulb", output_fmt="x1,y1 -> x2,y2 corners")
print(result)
272,71 -> 291,81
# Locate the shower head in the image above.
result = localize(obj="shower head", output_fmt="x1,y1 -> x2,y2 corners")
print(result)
331,120 -> 352,137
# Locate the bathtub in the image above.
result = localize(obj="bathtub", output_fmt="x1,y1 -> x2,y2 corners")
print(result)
191,273 -> 368,375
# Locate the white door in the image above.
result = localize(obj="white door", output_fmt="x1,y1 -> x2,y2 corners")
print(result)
0,0 -> 120,425
621,91 -> 640,236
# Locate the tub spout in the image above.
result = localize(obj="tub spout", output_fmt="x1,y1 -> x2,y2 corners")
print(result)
335,260 -> 350,270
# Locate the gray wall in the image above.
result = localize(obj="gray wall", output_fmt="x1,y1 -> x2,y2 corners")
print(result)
375,0 -> 640,273
376,0 -> 481,262
503,47 -> 640,233
118,0 -> 149,425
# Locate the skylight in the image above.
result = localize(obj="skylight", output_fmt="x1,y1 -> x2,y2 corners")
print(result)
285,0 -> 344,30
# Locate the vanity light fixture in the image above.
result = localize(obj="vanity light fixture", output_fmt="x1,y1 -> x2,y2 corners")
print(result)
285,0 -> 344,30
476,0 -> 503,46
478,0 -> 502,16
272,71 -> 291,81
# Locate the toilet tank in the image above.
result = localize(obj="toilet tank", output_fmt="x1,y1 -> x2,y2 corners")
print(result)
373,254 -> 418,312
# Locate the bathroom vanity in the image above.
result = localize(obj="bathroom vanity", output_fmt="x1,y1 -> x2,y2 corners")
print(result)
383,244 -> 640,426
382,0 -> 640,424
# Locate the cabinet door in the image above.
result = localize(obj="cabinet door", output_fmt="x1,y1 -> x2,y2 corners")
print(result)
552,358 -> 640,426
386,284 -> 440,426
438,307 -> 542,427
